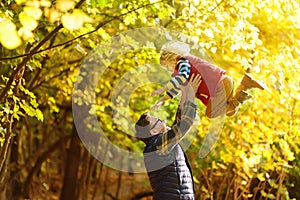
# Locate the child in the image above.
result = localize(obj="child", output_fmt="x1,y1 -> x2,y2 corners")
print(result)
151,41 -> 265,118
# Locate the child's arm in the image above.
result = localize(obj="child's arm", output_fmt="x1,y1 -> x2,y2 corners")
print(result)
151,85 -> 170,96
151,73 -> 201,110
152,58 -> 191,97
151,94 -> 171,110
151,58 -> 192,110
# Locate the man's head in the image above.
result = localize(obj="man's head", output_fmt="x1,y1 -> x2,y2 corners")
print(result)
135,112 -> 169,142
160,41 -> 190,70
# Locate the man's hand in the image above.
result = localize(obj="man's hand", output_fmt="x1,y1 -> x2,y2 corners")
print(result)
189,74 -> 202,93
180,74 -> 201,108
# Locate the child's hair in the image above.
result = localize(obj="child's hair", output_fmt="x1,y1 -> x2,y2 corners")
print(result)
160,50 -> 180,66
160,41 -> 190,66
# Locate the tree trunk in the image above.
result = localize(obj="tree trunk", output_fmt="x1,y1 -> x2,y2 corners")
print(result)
103,167 -> 110,200
8,134 -> 22,200
22,136 -> 67,198
115,171 -> 122,199
0,132 -> 13,200
0,109 -> 14,200
92,163 -> 104,200
60,125 -> 81,200
79,149 -> 90,200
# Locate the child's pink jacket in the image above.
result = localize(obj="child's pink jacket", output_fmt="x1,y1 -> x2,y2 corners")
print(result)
173,55 -> 226,106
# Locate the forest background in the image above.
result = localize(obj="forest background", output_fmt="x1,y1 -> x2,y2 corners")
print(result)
0,0 -> 299,199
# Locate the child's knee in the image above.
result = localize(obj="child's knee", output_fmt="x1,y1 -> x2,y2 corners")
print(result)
221,75 -> 234,99
222,76 -> 234,90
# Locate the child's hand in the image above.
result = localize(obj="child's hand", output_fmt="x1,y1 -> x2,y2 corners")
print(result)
152,89 -> 163,96
150,102 -> 162,110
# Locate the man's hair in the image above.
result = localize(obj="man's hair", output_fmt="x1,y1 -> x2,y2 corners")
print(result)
135,112 -> 152,142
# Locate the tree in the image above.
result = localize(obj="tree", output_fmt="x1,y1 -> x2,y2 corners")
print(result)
0,0 -> 299,199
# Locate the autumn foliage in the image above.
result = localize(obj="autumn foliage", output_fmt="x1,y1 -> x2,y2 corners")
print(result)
0,0 -> 299,199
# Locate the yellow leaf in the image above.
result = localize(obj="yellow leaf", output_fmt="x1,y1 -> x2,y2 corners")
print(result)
24,6 -> 42,20
204,28 -> 214,38
44,8 -> 61,23
56,0 -> 75,12
40,0 -> 51,7
210,47 -> 217,53
16,0 -> 27,4
61,13 -> 83,30
62,10 -> 94,30
0,19 -> 22,49
73,9 -> 94,23
193,176 -> 200,184
26,0 -> 40,8
18,27 -> 34,41
257,173 -> 265,181
19,12 -> 38,31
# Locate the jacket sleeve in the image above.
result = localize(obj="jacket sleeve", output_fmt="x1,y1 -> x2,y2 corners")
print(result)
155,100 -> 197,155
165,58 -> 191,99
172,104 -> 182,126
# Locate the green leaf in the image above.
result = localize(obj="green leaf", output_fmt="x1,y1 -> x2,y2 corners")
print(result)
35,109 -> 44,121
20,100 -> 36,117
19,84 -> 35,99
30,98 -> 39,108
90,0 -> 106,7
19,100 -> 43,121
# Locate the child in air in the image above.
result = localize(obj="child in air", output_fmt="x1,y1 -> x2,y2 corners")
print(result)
151,41 -> 265,118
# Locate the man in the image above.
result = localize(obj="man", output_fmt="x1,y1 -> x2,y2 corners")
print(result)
135,74 -> 201,200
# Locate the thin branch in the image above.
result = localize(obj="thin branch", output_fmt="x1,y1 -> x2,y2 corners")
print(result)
27,29 -> 57,90
30,60 -> 82,92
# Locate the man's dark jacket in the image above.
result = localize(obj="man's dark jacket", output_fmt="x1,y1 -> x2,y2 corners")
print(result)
142,111 -> 195,200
